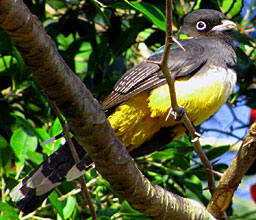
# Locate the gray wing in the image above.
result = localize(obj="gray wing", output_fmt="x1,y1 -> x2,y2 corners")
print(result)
102,40 -> 207,110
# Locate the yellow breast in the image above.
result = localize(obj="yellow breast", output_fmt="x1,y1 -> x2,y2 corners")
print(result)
149,66 -> 237,125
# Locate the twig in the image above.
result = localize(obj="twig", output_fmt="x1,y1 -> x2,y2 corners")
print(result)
227,104 -> 246,126
201,128 -> 243,141
207,169 -> 223,177
148,0 -> 216,195
58,188 -> 81,201
50,101 -> 97,220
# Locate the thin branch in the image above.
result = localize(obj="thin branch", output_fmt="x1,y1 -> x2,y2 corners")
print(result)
201,128 -> 244,141
227,104 -> 247,126
148,0 -> 216,195
50,101 -> 97,220
207,169 -> 223,177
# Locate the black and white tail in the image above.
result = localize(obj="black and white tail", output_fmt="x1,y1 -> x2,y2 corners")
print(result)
10,139 -> 93,214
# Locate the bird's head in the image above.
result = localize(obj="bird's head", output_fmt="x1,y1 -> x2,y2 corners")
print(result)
180,9 -> 236,38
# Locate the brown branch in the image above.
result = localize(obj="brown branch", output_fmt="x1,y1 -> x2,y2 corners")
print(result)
148,0 -> 216,195
165,0 -> 216,196
0,0 -> 215,219
207,121 -> 256,219
50,101 -> 97,220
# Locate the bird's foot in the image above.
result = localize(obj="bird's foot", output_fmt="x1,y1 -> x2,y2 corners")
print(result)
165,106 -> 185,121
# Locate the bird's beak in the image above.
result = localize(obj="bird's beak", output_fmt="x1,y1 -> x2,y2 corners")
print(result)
211,20 -> 237,32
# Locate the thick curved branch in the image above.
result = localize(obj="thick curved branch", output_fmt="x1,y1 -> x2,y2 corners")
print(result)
0,0 -> 214,219
207,121 -> 256,218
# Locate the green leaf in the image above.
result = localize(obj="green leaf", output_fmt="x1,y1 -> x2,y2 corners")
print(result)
92,0 -> 111,26
205,145 -> 230,161
57,33 -> 74,51
0,147 -> 12,175
152,148 -> 176,160
183,175 -> 202,193
0,56 -> 13,72
119,201 -> 149,219
179,34 -> 193,40
26,150 -> 44,165
47,0 -> 66,10
50,117 -> 63,137
13,115 -> 43,140
10,127 -> 37,163
27,103 -> 42,112
125,1 -> 166,31
38,127 -> 54,156
193,0 -> 202,9
63,196 -> 76,219
45,118 -> 64,153
0,135 -> 8,149
0,201 -> 19,220
218,0 -> 243,17
49,192 -> 64,219
75,41 -> 92,76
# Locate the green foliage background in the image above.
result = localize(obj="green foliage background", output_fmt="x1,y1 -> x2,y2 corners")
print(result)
0,0 -> 255,219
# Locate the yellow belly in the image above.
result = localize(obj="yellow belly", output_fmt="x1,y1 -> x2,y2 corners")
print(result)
108,66 -> 236,151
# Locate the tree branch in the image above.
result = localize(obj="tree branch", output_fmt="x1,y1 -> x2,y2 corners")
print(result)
207,121 -> 256,219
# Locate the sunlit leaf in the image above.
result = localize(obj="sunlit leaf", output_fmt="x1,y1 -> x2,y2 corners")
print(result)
26,150 -> 44,165
125,1 -> 166,31
49,192 -> 64,219
218,0 -> 243,16
0,201 -> 19,220
63,196 -> 76,219
10,127 -> 37,163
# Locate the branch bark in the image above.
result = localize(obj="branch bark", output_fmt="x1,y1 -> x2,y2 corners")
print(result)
0,0 -> 215,219
207,121 -> 256,219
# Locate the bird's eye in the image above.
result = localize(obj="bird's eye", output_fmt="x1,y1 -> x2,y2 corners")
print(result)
196,21 -> 207,31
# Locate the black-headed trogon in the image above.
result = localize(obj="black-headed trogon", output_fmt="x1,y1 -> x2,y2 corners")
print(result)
11,9 -> 237,214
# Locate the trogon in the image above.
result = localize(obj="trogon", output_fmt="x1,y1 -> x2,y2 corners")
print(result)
10,9 -> 237,214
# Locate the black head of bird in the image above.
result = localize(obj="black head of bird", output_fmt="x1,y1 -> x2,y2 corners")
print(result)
180,9 -> 236,38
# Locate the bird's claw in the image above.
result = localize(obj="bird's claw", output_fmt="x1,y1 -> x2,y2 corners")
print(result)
165,106 -> 185,121
191,131 -> 201,143
173,106 -> 185,121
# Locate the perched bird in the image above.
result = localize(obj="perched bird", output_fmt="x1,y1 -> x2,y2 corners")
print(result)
11,9 -> 237,214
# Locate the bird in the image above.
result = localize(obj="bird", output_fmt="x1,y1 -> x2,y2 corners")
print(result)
10,9 -> 237,214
